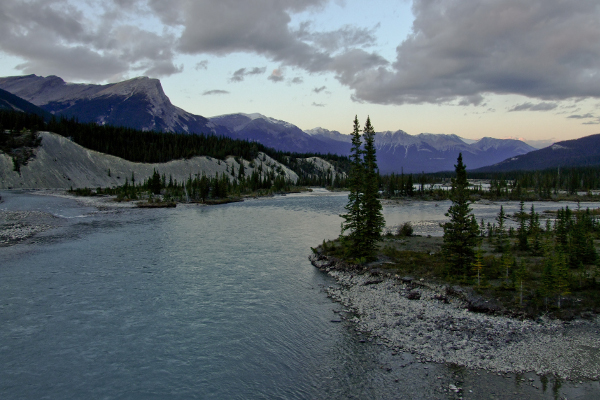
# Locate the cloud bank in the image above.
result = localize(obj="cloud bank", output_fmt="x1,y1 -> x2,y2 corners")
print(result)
1,0 -> 600,108
349,0 -> 600,105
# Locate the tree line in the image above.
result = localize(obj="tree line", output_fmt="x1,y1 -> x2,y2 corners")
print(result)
442,153 -> 600,314
0,110 -> 348,188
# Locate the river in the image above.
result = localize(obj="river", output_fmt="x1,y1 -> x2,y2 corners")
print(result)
1,190 -> 599,399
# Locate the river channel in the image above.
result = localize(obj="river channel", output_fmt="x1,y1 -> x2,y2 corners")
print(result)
1,190 -> 599,399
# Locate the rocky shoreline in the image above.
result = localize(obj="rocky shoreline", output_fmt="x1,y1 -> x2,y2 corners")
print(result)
310,252 -> 600,381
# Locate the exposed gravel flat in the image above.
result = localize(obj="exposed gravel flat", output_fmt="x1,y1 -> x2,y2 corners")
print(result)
322,268 -> 600,381
0,210 -> 58,245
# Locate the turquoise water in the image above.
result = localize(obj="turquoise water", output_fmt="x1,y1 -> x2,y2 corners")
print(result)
1,190 -> 599,399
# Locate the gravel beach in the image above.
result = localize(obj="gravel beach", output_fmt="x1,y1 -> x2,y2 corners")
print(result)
311,255 -> 600,381
0,190 -> 134,246
0,209 -> 58,245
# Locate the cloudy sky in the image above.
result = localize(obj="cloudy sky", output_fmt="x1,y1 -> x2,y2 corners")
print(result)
1,0 -> 600,146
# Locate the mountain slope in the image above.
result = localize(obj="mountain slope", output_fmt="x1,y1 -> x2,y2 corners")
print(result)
0,75 -> 229,136
475,134 -> 600,172
209,113 -> 344,154
0,88 -> 53,121
0,131 -> 299,189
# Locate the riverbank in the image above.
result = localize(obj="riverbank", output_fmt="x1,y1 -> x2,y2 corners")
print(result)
310,252 -> 600,381
0,188 -> 311,247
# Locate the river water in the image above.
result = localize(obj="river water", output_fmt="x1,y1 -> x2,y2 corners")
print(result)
1,190 -> 599,399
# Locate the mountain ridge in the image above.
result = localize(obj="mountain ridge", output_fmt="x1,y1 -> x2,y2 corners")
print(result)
0,74 -> 538,173
474,134 -> 600,172
0,74 -> 228,136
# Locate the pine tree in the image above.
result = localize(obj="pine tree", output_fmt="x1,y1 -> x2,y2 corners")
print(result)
361,116 -> 385,258
441,153 -> 480,278
495,205 -> 508,253
340,116 -> 366,258
516,200 -> 529,251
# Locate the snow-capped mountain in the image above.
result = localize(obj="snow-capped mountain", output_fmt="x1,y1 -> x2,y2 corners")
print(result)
305,127 -> 536,173
0,74 -> 229,136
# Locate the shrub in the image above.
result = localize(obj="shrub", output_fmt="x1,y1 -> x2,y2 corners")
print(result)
396,222 -> 414,237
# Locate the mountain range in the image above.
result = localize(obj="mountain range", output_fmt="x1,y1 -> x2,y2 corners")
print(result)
0,74 -> 229,136
474,134 -> 600,172
0,74 -> 540,173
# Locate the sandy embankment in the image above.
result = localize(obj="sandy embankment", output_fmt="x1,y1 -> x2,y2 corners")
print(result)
311,254 -> 600,381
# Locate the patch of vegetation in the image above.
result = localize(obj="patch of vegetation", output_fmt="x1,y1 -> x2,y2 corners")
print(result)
68,168 -> 310,205
0,127 -> 42,173
321,154 -> 600,320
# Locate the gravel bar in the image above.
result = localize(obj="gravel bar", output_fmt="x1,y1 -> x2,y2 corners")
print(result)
311,254 -> 600,381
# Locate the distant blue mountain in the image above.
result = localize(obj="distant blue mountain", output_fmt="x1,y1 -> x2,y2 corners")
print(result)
209,113 -> 347,154
306,127 -> 536,174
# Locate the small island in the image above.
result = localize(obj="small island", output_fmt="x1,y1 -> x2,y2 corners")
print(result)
311,128 -> 600,381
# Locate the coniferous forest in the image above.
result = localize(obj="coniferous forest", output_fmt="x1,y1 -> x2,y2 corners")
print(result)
0,110 -> 349,192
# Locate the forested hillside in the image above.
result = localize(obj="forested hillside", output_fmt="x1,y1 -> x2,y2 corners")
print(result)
0,110 -> 349,187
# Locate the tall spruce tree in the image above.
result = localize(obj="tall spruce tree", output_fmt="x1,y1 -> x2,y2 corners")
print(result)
340,116 -> 366,258
362,116 -> 385,258
340,116 -> 385,260
441,153 -> 480,278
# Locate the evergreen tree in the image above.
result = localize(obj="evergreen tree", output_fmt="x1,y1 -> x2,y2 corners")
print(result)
361,116 -> 385,258
340,116 -> 366,258
441,153 -> 480,278
495,205 -> 508,253
516,200 -> 529,251
340,116 -> 385,261
150,168 -> 161,195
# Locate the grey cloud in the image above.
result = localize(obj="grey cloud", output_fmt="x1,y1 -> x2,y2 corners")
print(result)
568,113 -> 595,119
313,86 -> 326,93
0,0 -> 389,91
583,118 -> 600,125
203,89 -> 229,95
10,0 -> 600,112
195,60 -> 209,70
176,0 -> 330,71
268,68 -> 285,82
291,77 -> 303,84
509,102 -> 558,112
347,0 -> 600,105
0,0 -> 180,81
296,23 -> 378,52
230,67 -> 266,82
312,102 -> 325,107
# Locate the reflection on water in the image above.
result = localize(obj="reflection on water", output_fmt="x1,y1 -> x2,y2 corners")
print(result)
1,190 -> 599,399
